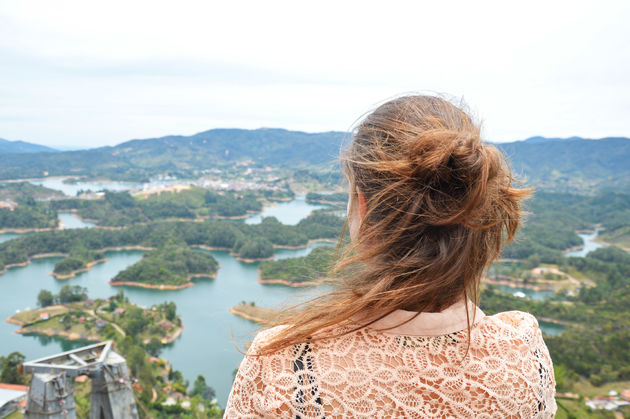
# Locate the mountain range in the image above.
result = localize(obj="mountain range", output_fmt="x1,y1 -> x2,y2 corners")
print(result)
0,137 -> 57,154
0,129 -> 628,193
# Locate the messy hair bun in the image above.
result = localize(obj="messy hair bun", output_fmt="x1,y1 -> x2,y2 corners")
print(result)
258,95 -> 530,355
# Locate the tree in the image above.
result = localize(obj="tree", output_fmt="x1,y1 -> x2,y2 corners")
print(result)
146,338 -> 162,357
108,300 -> 117,312
168,368 -> 183,383
37,289 -> 55,307
165,302 -> 177,321
58,285 -> 88,303
123,307 -> 149,336
61,315 -> 72,331
191,374 -> 216,401
0,352 -> 26,384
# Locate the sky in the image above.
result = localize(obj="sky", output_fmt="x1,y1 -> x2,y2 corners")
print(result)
1,0 -> 629,148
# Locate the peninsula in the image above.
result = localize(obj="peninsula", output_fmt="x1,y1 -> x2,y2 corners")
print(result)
7,295 -> 183,345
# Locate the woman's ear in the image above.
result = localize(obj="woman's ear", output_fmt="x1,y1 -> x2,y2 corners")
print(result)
356,187 -> 367,220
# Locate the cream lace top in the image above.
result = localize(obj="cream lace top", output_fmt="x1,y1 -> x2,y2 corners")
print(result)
225,300 -> 556,418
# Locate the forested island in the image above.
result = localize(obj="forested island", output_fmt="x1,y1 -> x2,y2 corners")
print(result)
110,244 -> 218,289
52,247 -> 106,279
258,246 -> 336,286
51,188 -> 264,226
0,210 -> 345,284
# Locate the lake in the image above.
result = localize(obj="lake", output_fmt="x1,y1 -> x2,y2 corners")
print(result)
0,199 -> 329,406
2,194 -> 598,405
565,230 -> 606,257
494,285 -> 556,302
30,177 -> 144,196
0,212 -> 93,243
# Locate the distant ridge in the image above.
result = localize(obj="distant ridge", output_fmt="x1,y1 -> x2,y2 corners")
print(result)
496,136 -> 630,192
522,136 -> 629,143
0,137 -> 57,154
0,128 -> 346,180
0,128 -> 628,193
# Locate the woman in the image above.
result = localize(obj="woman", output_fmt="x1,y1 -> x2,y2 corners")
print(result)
225,95 -> 556,418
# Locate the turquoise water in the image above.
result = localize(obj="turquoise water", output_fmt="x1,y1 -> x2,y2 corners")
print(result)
245,194 -> 326,225
0,212 -> 91,243
495,284 -> 556,301
538,321 -> 566,336
0,233 -> 19,243
2,196 -> 601,405
58,212 -> 95,229
565,230 -> 606,257
0,199 -> 329,406
30,177 -> 143,196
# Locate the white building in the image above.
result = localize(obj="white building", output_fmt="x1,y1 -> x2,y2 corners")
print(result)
0,383 -> 29,418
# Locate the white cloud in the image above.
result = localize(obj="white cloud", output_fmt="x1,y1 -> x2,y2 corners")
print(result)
0,0 -> 629,147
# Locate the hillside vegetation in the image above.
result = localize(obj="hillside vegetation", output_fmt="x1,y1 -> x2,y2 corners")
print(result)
0,131 -> 628,194
0,210 -> 345,269
52,189 -> 263,226
111,245 -> 218,286
0,128 -> 345,180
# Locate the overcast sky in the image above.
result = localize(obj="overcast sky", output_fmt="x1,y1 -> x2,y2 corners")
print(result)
1,1 -> 629,148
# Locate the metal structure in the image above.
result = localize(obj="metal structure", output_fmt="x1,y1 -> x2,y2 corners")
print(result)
21,341 -> 138,419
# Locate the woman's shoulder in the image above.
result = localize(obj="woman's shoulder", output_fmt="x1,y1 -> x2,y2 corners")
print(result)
485,310 -> 539,328
479,310 -> 543,345
247,325 -> 291,355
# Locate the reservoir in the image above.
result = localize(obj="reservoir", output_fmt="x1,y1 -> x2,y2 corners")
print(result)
494,285 -> 556,301
0,199 -> 329,406
565,230 -> 606,257
1,195 -> 598,405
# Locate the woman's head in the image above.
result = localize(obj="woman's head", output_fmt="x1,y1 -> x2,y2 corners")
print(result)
340,95 -> 528,312
258,94 -> 529,354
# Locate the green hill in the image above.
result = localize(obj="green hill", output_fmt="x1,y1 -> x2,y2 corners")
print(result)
0,137 -> 57,154
0,128 -> 346,180
496,137 -> 630,193
1,130 -> 628,193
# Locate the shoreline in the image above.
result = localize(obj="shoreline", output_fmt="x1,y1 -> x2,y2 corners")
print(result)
109,271 -> 217,290
16,328 -> 101,342
51,258 -> 107,280
235,255 -> 274,263
305,199 -> 344,206
257,278 -> 328,287
0,234 -> 336,277
537,316 -> 572,327
272,238 -> 337,250
0,253 -> 69,275
0,225 -> 59,234
229,307 -> 268,324
229,305 -> 281,324
563,244 -> 585,254
0,246 -> 152,276
191,245 -> 231,251
109,281 -> 194,290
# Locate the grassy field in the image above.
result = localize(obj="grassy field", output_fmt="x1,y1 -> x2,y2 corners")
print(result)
599,226 -> 630,250
9,305 -> 69,325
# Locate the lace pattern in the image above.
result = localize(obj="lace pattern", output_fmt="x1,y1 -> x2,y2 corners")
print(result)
225,310 -> 556,418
